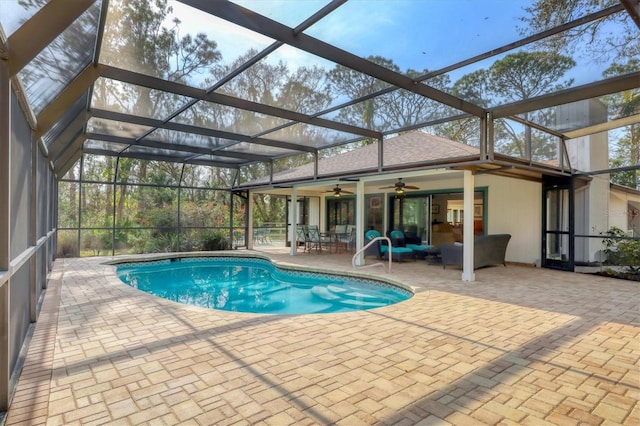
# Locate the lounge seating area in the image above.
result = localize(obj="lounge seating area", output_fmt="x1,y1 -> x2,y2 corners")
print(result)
365,230 -> 415,262
440,234 -> 512,270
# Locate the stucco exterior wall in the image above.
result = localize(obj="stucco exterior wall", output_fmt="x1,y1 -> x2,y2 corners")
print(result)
610,189 -> 640,235
476,175 -> 542,265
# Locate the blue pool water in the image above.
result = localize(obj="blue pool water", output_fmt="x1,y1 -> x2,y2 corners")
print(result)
116,257 -> 412,314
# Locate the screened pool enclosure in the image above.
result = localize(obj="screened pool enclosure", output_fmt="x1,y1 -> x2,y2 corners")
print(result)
1,0 -> 639,413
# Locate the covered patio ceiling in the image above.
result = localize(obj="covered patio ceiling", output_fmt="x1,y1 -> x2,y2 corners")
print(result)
1,0 -> 638,187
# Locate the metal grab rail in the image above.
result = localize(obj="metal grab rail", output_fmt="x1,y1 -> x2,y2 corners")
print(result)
352,236 -> 392,273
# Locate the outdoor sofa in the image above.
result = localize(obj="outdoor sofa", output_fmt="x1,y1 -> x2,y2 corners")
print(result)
440,234 -> 511,270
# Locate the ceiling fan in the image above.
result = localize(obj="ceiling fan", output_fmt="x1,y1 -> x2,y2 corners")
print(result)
379,178 -> 419,195
326,185 -> 353,198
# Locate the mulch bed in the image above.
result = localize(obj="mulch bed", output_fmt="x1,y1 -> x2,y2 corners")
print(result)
591,270 -> 640,281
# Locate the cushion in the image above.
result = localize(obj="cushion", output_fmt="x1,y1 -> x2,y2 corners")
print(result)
380,245 -> 413,254
389,230 -> 406,247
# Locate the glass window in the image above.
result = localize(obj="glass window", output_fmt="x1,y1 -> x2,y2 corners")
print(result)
0,0 -> 49,36
326,197 -> 355,229
365,194 -> 384,232
17,2 -> 101,114
100,0 -> 274,88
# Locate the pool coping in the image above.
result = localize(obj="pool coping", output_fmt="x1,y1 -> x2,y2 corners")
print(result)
101,250 -> 416,295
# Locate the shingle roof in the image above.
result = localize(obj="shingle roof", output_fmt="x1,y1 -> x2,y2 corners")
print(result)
257,131 -> 480,184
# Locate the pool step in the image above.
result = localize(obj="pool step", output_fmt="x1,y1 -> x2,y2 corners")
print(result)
326,285 -> 387,301
311,286 -> 385,308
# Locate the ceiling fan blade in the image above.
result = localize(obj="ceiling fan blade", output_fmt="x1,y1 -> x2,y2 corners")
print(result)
379,185 -> 395,189
342,190 -> 354,194
405,185 -> 420,190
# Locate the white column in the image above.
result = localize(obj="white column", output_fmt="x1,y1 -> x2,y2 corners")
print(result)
289,187 -> 298,256
354,180 -> 365,266
462,170 -> 476,282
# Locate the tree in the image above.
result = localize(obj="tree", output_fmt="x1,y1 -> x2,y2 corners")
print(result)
93,0 -> 222,222
519,0 -> 639,63
378,69 -> 452,130
16,0 -> 101,112
327,56 -> 453,132
453,51 -> 575,159
327,55 -> 395,130
201,49 -> 334,226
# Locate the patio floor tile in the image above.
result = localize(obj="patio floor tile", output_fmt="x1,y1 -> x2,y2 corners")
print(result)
4,249 -> 639,425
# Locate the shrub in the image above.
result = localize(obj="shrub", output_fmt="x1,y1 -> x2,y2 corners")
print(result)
57,233 -> 78,257
601,226 -> 640,273
82,231 -> 105,256
199,230 -> 230,251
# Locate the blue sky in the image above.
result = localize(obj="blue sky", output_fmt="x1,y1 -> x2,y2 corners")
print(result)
171,1 -> 528,69
2,0 -> 629,87
169,0 -> 622,89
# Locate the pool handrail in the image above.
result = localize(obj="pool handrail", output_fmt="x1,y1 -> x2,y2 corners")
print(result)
352,236 -> 392,273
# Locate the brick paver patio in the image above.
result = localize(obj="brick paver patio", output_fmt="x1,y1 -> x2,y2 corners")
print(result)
4,250 -> 639,425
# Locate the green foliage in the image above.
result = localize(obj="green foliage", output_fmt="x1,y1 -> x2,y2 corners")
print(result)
601,226 -> 640,273
199,231 -> 230,251
147,209 -> 177,238
57,233 -> 78,258
452,51 -> 575,161
252,194 -> 287,227
82,231 -> 110,256
520,0 -> 638,62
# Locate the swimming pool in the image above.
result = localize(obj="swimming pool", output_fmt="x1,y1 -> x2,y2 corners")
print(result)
115,256 -> 412,314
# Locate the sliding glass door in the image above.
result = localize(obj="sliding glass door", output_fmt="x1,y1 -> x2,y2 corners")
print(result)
389,190 -> 486,246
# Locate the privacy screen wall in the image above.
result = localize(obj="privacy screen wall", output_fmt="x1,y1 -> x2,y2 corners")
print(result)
0,76 -> 56,412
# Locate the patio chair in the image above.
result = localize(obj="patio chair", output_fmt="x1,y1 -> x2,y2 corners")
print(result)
334,224 -> 347,234
307,225 -> 331,253
338,226 -> 357,252
365,230 -> 414,262
296,225 -> 310,252
389,229 -> 430,259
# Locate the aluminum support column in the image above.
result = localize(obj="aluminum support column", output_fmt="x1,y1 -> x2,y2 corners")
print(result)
0,55 -> 12,412
462,170 -> 476,282
30,133 -> 37,322
354,180 -> 365,266
289,188 -> 298,256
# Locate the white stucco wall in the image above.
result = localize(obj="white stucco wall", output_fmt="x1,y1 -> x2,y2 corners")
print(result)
610,189 -> 640,235
477,175 -> 542,265
609,193 -> 629,232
